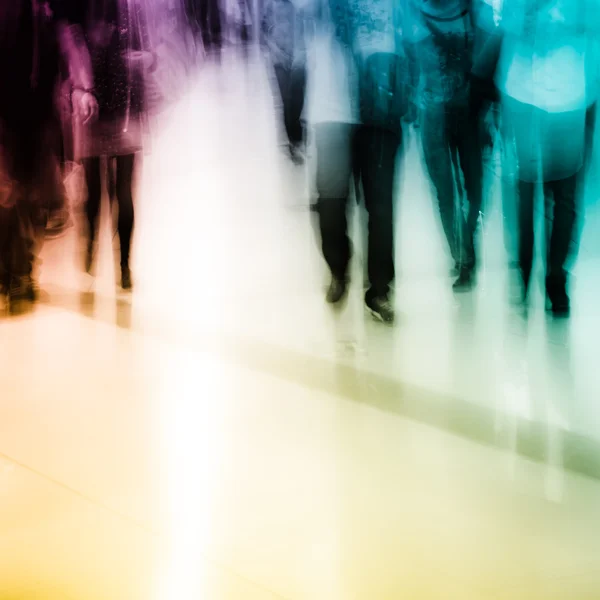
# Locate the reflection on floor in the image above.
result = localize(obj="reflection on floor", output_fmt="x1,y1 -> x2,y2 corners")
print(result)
2,49 -> 600,599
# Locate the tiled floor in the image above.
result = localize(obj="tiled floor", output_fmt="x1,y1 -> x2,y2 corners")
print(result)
2,50 -> 600,598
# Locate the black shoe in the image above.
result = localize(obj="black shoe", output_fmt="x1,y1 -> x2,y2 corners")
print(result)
26,276 -> 39,302
121,266 -> 133,291
85,244 -> 94,274
452,267 -> 475,292
8,276 -> 34,313
546,276 -> 570,317
326,277 -> 347,304
365,290 -> 395,324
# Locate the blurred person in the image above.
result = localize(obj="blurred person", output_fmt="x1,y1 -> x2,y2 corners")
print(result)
472,0 -> 599,315
186,0 -> 223,56
262,0 -> 308,164
74,0 -> 156,291
403,0 -> 496,291
308,0 -> 407,323
0,0 -> 96,310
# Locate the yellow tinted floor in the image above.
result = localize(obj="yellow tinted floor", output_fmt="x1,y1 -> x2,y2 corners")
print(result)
2,305 -> 600,599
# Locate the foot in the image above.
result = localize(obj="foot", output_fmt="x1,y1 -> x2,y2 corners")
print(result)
8,275 -> 35,313
45,209 -> 72,239
121,266 -> 133,291
546,276 -> 570,317
85,244 -> 94,274
452,266 -> 475,292
365,289 -> 395,324
326,277 -> 347,304
290,144 -> 306,166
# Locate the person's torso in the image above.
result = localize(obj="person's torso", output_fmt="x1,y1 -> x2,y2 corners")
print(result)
85,11 -> 144,121
408,0 -> 476,107
497,0 -> 596,112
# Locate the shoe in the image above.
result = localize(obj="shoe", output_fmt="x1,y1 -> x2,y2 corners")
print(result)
326,277 -> 347,304
45,210 -> 72,239
452,266 -> 475,292
25,275 -> 39,302
85,244 -> 94,274
365,290 -> 395,324
290,144 -> 306,166
121,266 -> 133,291
8,276 -> 34,313
546,276 -> 570,317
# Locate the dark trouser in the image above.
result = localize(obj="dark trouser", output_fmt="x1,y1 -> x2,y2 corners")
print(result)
0,200 -> 41,283
84,154 -> 135,269
420,103 -> 483,270
513,102 -> 595,293
315,122 -> 400,297
198,0 -> 222,51
518,175 -> 578,291
0,122 -> 59,283
274,63 -> 306,148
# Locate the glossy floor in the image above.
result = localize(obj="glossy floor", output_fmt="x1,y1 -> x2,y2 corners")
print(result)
2,50 -> 600,599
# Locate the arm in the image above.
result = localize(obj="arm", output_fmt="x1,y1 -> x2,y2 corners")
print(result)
56,21 -> 94,92
55,21 -> 98,124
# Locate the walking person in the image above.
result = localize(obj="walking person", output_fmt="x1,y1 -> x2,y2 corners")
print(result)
0,0 -> 96,311
472,0 -> 599,315
75,0 -> 155,291
403,0 -> 495,291
309,0 -> 407,323
262,0 -> 308,164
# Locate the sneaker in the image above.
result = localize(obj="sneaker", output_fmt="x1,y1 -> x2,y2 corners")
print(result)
452,267 -> 475,292
326,277 -> 347,304
365,290 -> 395,323
121,266 -> 133,291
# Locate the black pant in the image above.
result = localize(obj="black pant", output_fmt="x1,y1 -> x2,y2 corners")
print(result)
0,121 -> 59,281
420,104 -> 483,270
518,175 -> 578,289
274,64 -> 306,147
315,123 -> 399,297
198,0 -> 222,51
84,154 -> 135,269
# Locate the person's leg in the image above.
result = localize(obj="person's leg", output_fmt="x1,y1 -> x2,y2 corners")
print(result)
83,156 -> 102,272
274,63 -> 306,162
273,65 -> 292,141
420,108 -> 460,268
545,173 -> 579,314
517,179 -> 536,299
115,154 -> 136,289
454,108 -> 484,288
357,126 -> 399,322
314,122 -> 355,302
288,63 -> 307,152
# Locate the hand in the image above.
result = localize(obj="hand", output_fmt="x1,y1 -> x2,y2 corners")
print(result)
74,90 -> 99,125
